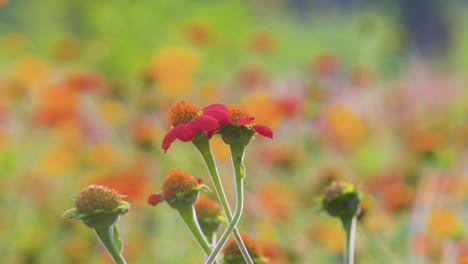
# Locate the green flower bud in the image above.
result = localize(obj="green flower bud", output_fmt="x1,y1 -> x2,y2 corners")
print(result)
320,181 -> 361,218
219,125 -> 255,146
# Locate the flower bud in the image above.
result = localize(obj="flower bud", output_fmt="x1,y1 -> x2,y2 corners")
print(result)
151,168 -> 209,209
194,195 -> 224,236
222,233 -> 267,264
64,185 -> 130,229
219,125 -> 255,146
320,181 -> 361,218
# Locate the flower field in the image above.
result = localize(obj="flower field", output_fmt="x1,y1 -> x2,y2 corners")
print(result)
0,1 -> 467,263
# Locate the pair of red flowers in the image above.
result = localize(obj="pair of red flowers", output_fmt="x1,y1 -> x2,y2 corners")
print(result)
162,100 -> 273,152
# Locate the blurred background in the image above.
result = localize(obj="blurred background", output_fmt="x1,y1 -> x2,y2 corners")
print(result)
0,0 -> 467,263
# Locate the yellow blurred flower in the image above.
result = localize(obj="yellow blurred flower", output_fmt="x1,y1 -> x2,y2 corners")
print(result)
38,146 -> 78,176
0,129 -> 7,150
147,47 -> 200,96
12,57 -> 51,87
325,104 -> 365,148
87,143 -> 124,169
427,208 -> 462,237
52,120 -> 83,147
1,32 -> 26,54
209,134 -> 231,161
311,219 -> 344,253
64,235 -> 92,262
99,99 -> 128,127
52,35 -> 81,62
242,92 -> 284,129
196,81 -> 222,105
0,79 -> 26,106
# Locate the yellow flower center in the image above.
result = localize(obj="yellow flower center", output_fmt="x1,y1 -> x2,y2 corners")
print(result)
168,100 -> 201,127
228,104 -> 251,124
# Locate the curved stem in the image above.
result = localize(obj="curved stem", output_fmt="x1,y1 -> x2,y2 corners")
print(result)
177,206 -> 213,257
340,215 -> 358,264
193,137 -> 254,264
94,226 -> 127,264
205,143 -> 248,264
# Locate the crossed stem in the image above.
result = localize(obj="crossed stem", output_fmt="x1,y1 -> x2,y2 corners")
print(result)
193,137 -> 254,264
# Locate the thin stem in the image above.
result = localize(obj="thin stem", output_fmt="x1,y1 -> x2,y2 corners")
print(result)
340,215 -> 358,264
210,232 -> 217,248
205,143 -> 248,264
177,206 -> 213,257
193,137 -> 254,264
94,226 -> 127,264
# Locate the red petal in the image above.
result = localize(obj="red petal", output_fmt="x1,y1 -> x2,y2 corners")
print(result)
148,193 -> 162,206
161,115 -> 219,153
202,104 -> 231,125
253,125 -> 273,138
163,190 -> 174,197
238,116 -> 255,126
190,115 -> 219,134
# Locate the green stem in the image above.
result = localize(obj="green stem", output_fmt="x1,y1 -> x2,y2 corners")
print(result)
177,206 -> 213,256
94,226 -> 127,264
340,215 -> 357,264
193,137 -> 254,264
205,143 -> 247,264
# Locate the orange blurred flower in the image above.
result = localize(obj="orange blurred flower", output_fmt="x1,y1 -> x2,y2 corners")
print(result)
66,72 -> 101,92
309,52 -> 340,77
183,20 -> 215,45
242,92 -> 284,129
258,144 -> 298,169
34,82 -> 79,125
350,64 -> 375,88
373,174 -> 413,211
91,170 -> 151,204
254,182 -> 296,222
261,242 -> 290,264
237,64 -> 268,90
147,47 -> 200,96
248,29 -> 276,55
407,128 -> 442,154
275,95 -> 303,118
459,256 -> 468,264
223,233 -> 266,264
410,233 -> 437,256
324,104 -> 365,148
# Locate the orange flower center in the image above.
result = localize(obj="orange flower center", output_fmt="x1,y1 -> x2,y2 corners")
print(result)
228,104 -> 251,124
168,100 -> 201,127
162,168 -> 198,194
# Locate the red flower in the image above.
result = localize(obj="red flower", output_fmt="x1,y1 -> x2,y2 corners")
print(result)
161,100 -> 230,152
228,105 -> 273,139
